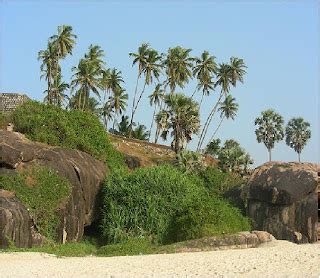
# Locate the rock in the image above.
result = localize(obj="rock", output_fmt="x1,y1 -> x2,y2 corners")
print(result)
0,130 -> 108,248
247,162 -> 318,243
124,154 -> 141,170
0,189 -> 33,248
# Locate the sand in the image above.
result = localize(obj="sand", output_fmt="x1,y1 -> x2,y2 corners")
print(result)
0,240 -> 319,278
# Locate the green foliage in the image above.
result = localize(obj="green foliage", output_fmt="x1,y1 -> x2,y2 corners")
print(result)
0,112 -> 11,128
205,138 -> 221,157
0,165 -> 71,240
176,150 -> 203,173
11,101 -> 125,171
100,165 -> 250,245
199,166 -> 244,196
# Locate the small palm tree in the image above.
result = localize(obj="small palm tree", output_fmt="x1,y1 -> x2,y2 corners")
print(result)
157,93 -> 200,153
255,109 -> 284,162
71,58 -> 102,110
285,117 -> 311,162
148,84 -> 164,141
164,46 -> 194,94
208,95 -> 239,142
192,50 -> 217,105
109,87 -> 128,128
132,124 -> 150,141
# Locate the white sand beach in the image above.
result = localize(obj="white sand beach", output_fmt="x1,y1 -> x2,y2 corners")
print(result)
0,241 -> 319,278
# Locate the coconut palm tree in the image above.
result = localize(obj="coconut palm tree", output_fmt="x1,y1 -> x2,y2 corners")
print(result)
85,44 -> 105,70
208,95 -> 239,143
197,58 -> 246,151
38,42 -> 59,105
109,87 -> 128,128
132,124 -> 150,141
44,74 -> 69,107
255,109 -> 284,162
101,100 -> 114,130
129,43 -> 150,127
164,46 -> 194,94
129,48 -> 162,134
148,84 -> 164,141
71,58 -> 102,110
157,93 -> 200,153
192,50 -> 217,104
285,117 -> 311,162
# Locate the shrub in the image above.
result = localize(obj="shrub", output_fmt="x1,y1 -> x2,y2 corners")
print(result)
0,165 -> 71,240
199,166 -> 244,195
11,101 -> 125,171
100,165 -> 250,244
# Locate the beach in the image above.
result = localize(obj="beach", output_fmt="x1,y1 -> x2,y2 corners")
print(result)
0,240 -> 319,278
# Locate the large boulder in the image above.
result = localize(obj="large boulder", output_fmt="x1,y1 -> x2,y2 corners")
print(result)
0,130 -> 107,248
247,162 -> 318,243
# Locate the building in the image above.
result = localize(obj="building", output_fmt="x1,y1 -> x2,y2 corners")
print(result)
0,93 -> 30,113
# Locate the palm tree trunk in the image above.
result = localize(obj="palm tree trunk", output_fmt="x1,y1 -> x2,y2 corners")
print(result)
208,116 -> 224,144
197,92 -> 223,151
298,152 -> 301,163
199,92 -> 205,108
154,83 -> 168,143
148,104 -> 157,142
191,86 -> 198,99
132,79 -> 147,115
129,73 -> 140,136
268,148 -> 272,162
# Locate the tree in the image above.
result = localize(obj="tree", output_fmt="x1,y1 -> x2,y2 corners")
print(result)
285,117 -> 311,162
129,47 -> 162,135
71,58 -> 102,110
255,109 -> 284,162
164,46 -> 194,94
132,124 -> 150,141
176,150 -> 203,173
197,58 -> 246,151
156,93 -> 200,153
192,50 -> 217,106
205,138 -> 221,157
44,74 -> 69,107
85,44 -> 105,70
218,139 -> 253,174
109,87 -> 128,128
208,95 -> 239,143
148,84 -> 164,141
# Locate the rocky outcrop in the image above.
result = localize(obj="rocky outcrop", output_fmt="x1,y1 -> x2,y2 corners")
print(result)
0,130 -> 107,248
247,162 -> 318,243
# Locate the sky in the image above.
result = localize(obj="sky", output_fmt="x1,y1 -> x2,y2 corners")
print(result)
0,0 -> 319,166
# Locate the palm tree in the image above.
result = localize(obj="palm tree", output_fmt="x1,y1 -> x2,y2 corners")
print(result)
197,58 -> 246,151
38,42 -> 59,105
208,95 -> 239,143
164,46 -> 193,94
109,87 -> 128,128
132,124 -> 150,141
129,48 -> 162,134
255,109 -> 284,162
157,93 -> 200,153
71,58 -> 102,110
101,100 -> 114,129
85,44 -> 105,69
192,50 -> 217,105
285,117 -> 311,162
129,43 -> 150,129
44,74 -> 69,107
148,84 -> 164,141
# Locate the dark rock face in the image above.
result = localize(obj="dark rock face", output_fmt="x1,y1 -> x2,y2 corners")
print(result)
247,162 -> 318,243
0,130 -> 107,248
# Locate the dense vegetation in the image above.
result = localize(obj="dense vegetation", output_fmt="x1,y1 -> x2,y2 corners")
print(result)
11,101 -> 125,171
0,165 -> 71,240
100,165 -> 250,245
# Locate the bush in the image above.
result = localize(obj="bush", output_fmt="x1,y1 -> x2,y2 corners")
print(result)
0,165 -> 71,240
100,165 -> 250,245
11,101 -> 125,171
199,166 -> 244,195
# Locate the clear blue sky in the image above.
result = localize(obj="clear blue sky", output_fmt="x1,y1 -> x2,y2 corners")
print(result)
0,0 -> 319,166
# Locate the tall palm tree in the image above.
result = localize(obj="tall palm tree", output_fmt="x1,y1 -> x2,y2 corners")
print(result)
255,109 -> 284,162
71,58 -> 102,110
197,58 -> 246,151
192,51 -> 217,105
164,46 -> 193,94
101,100 -> 114,129
38,42 -> 59,105
285,117 -> 311,162
208,95 -> 239,143
157,93 -> 200,153
44,74 -> 69,107
129,43 -> 150,127
148,84 -> 164,141
129,48 -> 162,134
